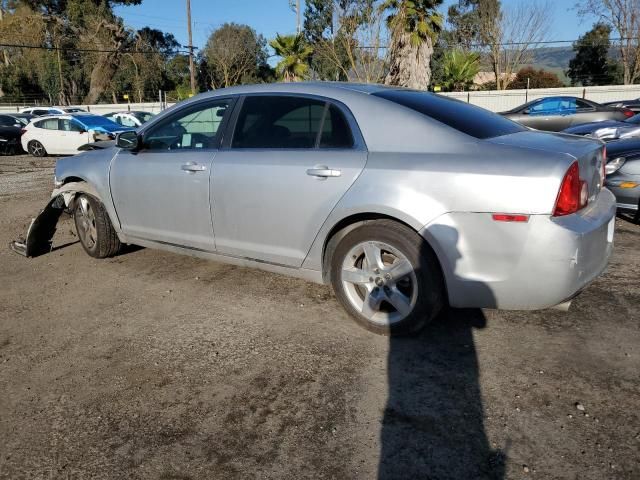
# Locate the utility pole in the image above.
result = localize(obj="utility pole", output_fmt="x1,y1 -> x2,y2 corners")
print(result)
186,0 -> 196,95
296,0 -> 300,34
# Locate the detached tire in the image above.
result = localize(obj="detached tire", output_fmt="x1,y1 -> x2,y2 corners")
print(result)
73,194 -> 121,258
329,220 -> 444,335
27,140 -> 47,157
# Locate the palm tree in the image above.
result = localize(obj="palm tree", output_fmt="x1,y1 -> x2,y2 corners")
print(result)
382,0 -> 444,89
269,33 -> 313,82
442,49 -> 480,91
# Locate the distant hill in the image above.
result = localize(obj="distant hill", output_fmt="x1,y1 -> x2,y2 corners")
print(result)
478,46 -> 576,84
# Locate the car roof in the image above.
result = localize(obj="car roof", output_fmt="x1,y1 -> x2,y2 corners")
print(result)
189,81 -> 397,101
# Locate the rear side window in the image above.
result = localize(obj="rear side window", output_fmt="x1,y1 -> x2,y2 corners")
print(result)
372,90 -> 525,139
231,96 -> 354,149
34,119 -> 59,130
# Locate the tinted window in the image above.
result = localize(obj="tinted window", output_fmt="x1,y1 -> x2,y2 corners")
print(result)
144,100 -> 229,150
232,96 -> 326,149
575,99 -> 594,110
529,98 -> 563,114
320,105 -> 353,148
35,119 -> 59,130
0,115 -> 14,126
33,109 -> 50,116
372,90 -> 525,139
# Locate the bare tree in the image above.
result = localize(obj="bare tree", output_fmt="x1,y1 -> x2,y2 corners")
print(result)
576,0 -> 640,85
482,0 -> 550,90
313,1 -> 389,83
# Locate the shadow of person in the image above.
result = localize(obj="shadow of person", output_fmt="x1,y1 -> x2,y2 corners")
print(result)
379,225 -> 506,480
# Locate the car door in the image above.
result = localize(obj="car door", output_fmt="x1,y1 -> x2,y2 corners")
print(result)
110,97 -> 233,251
58,118 -> 91,153
211,94 -> 367,267
33,118 -> 61,153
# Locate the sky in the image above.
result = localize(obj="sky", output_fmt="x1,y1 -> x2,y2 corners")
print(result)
113,0 -> 593,54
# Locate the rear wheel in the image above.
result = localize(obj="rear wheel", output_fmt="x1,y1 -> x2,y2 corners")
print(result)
74,194 -> 121,258
27,140 -> 47,157
329,220 -> 444,335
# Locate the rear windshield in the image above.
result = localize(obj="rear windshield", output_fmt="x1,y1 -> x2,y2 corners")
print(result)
372,90 -> 526,139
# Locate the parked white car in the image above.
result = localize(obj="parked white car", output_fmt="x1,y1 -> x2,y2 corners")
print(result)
19,106 -> 87,116
21,114 -> 133,156
103,111 -> 154,128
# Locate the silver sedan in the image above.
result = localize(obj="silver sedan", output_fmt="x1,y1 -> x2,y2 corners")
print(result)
17,83 -> 616,335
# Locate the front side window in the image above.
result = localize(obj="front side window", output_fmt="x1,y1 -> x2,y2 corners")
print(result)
232,96 -> 354,149
529,98 -> 562,114
144,100 -> 230,151
59,119 -> 84,132
0,116 -> 13,126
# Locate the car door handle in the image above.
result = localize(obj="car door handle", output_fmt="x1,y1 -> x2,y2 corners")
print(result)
306,167 -> 341,178
181,163 -> 207,172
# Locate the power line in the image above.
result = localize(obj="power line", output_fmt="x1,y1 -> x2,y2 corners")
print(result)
0,43 -> 192,55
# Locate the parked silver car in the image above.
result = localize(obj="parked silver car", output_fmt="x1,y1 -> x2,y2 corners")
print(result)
13,83 -> 616,335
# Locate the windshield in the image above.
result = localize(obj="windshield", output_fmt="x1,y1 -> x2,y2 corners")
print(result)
131,111 -> 154,123
624,114 -> 640,125
75,115 -> 124,131
64,108 -> 86,113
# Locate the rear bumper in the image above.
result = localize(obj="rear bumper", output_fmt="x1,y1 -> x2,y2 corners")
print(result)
421,189 -> 616,310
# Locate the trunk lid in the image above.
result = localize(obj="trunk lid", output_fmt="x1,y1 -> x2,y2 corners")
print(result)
487,130 -> 605,204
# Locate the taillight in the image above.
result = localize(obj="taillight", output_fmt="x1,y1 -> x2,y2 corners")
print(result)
553,162 -> 588,217
20,128 -> 26,136
623,108 -> 634,118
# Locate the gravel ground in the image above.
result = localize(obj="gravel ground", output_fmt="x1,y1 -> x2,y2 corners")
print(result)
0,154 -> 638,479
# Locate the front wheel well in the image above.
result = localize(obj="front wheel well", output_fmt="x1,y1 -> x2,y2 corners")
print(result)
321,214 -> 448,300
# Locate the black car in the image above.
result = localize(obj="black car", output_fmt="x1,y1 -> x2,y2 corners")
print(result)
562,113 -> 640,136
0,114 -> 29,155
602,99 -> 640,113
500,96 -> 633,131
605,138 -> 640,222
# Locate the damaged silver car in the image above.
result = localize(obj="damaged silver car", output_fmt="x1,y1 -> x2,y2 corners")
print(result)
12,83 -> 616,335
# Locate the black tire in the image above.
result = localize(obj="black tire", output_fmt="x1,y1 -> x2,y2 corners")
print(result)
73,194 -> 121,258
27,140 -> 47,157
329,220 -> 444,335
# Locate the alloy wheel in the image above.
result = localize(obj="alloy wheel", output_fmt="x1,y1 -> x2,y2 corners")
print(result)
76,196 -> 97,250
340,241 -> 418,327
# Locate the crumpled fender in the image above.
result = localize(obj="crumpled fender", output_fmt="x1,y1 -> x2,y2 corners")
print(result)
9,182 -> 100,257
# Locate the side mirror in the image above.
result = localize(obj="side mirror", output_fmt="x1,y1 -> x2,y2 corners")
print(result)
116,130 -> 139,150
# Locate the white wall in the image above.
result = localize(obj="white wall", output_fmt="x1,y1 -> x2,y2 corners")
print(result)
441,84 -> 640,112
0,102 -> 173,114
3,84 -> 640,114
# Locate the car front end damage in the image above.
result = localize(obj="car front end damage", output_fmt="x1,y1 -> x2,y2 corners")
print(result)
9,182 -> 100,257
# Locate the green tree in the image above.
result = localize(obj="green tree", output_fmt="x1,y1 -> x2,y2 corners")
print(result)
382,0 -> 444,89
203,23 -> 271,88
508,66 -> 564,89
441,48 -> 479,91
269,33 -> 313,82
568,23 -> 620,86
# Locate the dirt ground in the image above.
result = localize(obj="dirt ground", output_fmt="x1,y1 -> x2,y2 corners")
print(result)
0,154 -> 638,480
